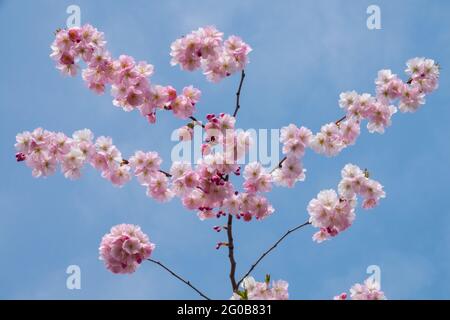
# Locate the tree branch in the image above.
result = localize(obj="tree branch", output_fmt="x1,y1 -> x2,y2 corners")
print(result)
232,70 -> 246,117
226,214 -> 238,292
270,156 -> 287,174
237,220 -> 311,288
147,258 -> 210,300
189,116 -> 205,128
158,169 -> 172,178
335,115 -> 347,125
269,113 -> 350,173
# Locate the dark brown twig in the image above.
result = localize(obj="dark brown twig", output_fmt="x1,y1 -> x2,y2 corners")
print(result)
226,214 -> 238,292
237,220 -> 311,288
269,156 -> 287,174
158,169 -> 172,178
232,70 -> 246,117
335,115 -> 347,125
147,258 -> 210,300
189,116 -> 205,128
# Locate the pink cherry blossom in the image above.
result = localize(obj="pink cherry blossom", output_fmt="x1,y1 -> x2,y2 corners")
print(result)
310,123 -> 345,157
50,24 -> 201,124
280,124 -> 312,158
99,224 -> 155,274
308,164 -> 385,243
336,277 -> 386,300
272,156 -> 305,188
170,26 -> 251,82
231,276 -> 289,300
243,162 -> 272,193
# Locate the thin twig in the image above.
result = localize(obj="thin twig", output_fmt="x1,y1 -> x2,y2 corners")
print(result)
232,70 -> 246,117
335,115 -> 347,125
237,220 -> 311,288
189,116 -> 205,128
226,214 -> 238,292
270,156 -> 287,174
147,258 -> 211,300
158,169 -> 172,178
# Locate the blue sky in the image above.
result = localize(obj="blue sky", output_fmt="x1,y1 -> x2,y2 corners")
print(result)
1,0 -> 450,299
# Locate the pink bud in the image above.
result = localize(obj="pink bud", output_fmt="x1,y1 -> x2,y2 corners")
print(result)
15,152 -> 26,162
243,212 -> 252,222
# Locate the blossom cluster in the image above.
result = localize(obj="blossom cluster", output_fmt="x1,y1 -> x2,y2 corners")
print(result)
334,278 -> 386,300
308,164 -> 385,243
16,118 -> 277,222
99,224 -> 155,274
272,58 -> 439,188
272,124 -> 311,187
170,26 -> 252,82
231,276 -> 289,300
170,113 -> 275,222
129,151 -> 172,202
15,128 -> 132,186
50,24 -> 201,123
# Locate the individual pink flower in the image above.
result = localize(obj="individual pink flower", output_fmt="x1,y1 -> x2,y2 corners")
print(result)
310,123 -> 344,157
243,162 -> 272,193
99,224 -> 155,274
231,276 -> 289,300
399,84 -> 425,113
107,163 -> 132,187
339,118 -> 360,145
146,171 -> 173,202
362,101 -> 397,134
272,156 -> 305,188
340,278 -> 387,300
280,124 -> 312,159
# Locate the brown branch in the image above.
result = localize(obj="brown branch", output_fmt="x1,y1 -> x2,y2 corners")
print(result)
147,258 -> 210,300
232,70 -> 246,117
335,115 -> 347,125
237,220 -> 311,288
189,116 -> 205,128
158,169 -> 172,178
269,114 -> 350,173
270,156 -> 287,174
226,214 -> 238,292
121,159 -> 172,178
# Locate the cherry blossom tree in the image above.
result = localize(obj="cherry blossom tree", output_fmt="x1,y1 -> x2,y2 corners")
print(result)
15,24 -> 440,300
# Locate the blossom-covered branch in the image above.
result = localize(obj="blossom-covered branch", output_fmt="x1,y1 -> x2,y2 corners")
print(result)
15,22 -> 441,300
51,25 -> 202,124
271,57 -> 439,185
170,27 -> 251,82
